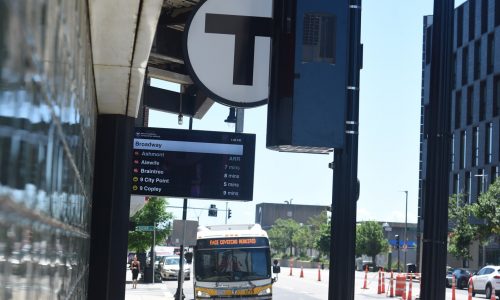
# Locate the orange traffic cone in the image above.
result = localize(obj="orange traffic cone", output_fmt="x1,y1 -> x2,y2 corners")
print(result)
490,285 -> 496,300
468,277 -> 473,300
361,265 -> 368,289
289,260 -> 293,276
382,268 -> 386,293
317,264 -> 321,282
407,273 -> 413,300
451,274 -> 456,300
388,271 -> 394,297
300,265 -> 304,278
402,280 -> 407,300
377,269 -> 382,294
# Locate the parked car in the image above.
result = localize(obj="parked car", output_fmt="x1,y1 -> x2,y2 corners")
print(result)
157,255 -> 190,280
446,268 -> 472,289
471,265 -> 500,299
365,263 -> 382,272
407,263 -> 417,274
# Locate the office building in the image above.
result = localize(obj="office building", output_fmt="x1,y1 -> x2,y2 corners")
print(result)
255,203 -> 329,230
419,0 -> 500,270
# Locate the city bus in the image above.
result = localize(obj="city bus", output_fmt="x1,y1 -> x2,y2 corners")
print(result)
193,224 -> 277,299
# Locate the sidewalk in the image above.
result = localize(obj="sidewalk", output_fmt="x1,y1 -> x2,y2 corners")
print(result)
124,270 -> 175,300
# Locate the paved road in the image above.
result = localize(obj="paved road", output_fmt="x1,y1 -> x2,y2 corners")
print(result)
163,278 -> 194,300
159,268 -> 494,300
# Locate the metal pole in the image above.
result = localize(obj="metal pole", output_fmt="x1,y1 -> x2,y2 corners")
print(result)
388,252 -> 392,271
416,192 -> 422,273
175,199 -> 187,300
404,190 -> 408,272
225,202 -> 228,224
228,108 -> 241,229
329,1 -> 362,299
175,117 -> 192,300
152,222 -> 156,284
235,108 -> 244,133
421,0 -> 454,298
482,175 -> 486,267
397,238 -> 400,272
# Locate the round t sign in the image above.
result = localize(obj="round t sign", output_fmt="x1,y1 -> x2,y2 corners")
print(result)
184,0 -> 273,108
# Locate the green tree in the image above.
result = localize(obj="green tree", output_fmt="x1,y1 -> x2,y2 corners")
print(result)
293,211 -> 329,257
356,221 -> 388,264
307,211 -> 328,234
268,218 -> 301,256
473,178 -> 500,240
292,225 -> 313,256
128,197 -> 173,253
448,194 -> 476,262
315,221 -> 331,258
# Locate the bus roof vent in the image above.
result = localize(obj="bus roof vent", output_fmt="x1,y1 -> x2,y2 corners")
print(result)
202,224 -> 263,232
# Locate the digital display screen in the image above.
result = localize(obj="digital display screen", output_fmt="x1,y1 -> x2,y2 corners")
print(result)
197,237 -> 269,249
130,127 -> 255,201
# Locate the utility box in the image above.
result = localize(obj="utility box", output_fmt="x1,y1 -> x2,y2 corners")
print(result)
267,0 -> 350,153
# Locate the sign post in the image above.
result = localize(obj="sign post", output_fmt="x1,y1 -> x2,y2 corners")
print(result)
135,225 -> 156,283
329,1 -> 362,299
174,200 -> 188,300
421,0 -> 454,298
175,118 -> 192,300
136,225 -> 155,232
152,222 -> 156,284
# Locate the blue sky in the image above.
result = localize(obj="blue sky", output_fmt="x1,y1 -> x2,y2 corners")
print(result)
148,0 -> 466,226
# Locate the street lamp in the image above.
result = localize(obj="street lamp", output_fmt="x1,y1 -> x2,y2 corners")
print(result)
284,199 -> 293,218
400,190 -> 408,272
474,173 -> 488,194
474,173 -> 488,267
383,222 -> 392,270
395,234 -> 400,272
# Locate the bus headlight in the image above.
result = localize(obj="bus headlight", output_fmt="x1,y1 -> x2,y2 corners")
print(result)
196,290 -> 211,298
257,288 -> 272,295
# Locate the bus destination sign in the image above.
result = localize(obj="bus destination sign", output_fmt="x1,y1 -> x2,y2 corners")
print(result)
197,237 -> 269,249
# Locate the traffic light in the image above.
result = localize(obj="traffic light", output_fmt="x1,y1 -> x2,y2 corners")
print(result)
228,209 -> 232,219
208,204 -> 217,217
395,234 -> 400,249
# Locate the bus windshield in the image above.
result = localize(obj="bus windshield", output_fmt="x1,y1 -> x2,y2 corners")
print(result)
195,248 -> 271,282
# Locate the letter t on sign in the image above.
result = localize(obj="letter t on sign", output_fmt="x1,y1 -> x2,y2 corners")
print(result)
205,14 -> 272,86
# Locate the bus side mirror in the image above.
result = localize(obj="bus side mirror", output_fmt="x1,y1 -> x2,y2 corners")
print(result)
273,266 -> 281,274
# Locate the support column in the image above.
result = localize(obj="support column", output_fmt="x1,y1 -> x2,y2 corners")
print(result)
421,0 -> 454,298
329,1 -> 362,299
88,114 -> 135,300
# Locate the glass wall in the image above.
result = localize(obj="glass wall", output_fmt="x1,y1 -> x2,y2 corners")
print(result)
0,1 -> 96,299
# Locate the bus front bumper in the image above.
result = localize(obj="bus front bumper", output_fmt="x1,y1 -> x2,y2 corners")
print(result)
195,286 -> 273,299
195,296 -> 272,300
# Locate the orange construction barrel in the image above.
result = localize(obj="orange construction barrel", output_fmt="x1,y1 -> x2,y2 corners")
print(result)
395,274 -> 406,297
